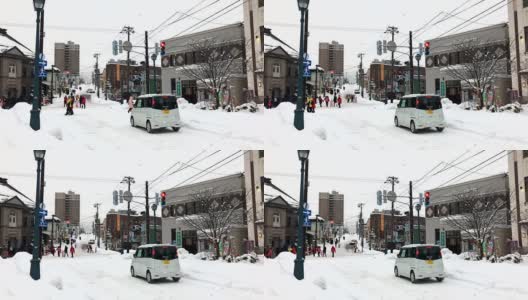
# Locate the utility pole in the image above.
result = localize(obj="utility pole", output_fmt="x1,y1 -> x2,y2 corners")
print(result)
415,203 -> 421,244
314,64 -> 319,99
121,26 -> 135,96
121,176 -> 135,252
145,181 -> 150,244
358,203 -> 365,252
409,31 -> 414,95
385,26 -> 398,103
144,31 -> 150,94
50,65 -> 54,103
151,53 -> 158,94
358,53 -> 365,98
93,53 -> 100,98
94,203 -> 101,248
385,176 -> 399,250
409,181 -> 414,244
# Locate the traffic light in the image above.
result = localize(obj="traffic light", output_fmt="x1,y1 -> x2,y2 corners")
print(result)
112,40 -> 118,56
161,191 -> 166,206
419,43 -> 424,55
377,190 -> 382,206
118,40 -> 123,54
425,191 -> 430,207
160,41 -> 166,56
383,40 -> 387,54
376,40 -> 382,56
424,41 -> 430,56
113,190 -> 118,206
155,192 -> 160,205
155,43 -> 160,55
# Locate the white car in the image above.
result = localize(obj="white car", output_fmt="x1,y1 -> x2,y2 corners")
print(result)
394,95 -> 446,133
394,244 -> 445,283
86,88 -> 95,94
130,94 -> 182,133
131,244 -> 182,283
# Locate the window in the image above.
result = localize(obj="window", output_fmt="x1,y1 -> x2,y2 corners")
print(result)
416,96 -> 442,110
525,27 -> 528,52
523,151 -> 528,159
433,205 -> 439,217
153,246 -> 178,260
272,213 -> 280,227
258,0 -> 264,7
171,78 -> 176,93
524,177 -> 528,204
399,249 -> 406,258
259,150 -> 264,158
272,64 -> 281,77
435,78 -> 440,94
416,246 -> 442,260
287,216 -> 291,226
407,247 -> 416,258
8,211 -> 16,227
435,229 -> 440,244
8,64 -> 16,78
145,247 -> 152,258
525,0 -> 528,8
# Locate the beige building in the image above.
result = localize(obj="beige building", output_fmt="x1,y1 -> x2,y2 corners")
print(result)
243,0 -> 265,103
264,46 -> 298,101
319,41 -> 344,77
264,195 -> 297,255
0,45 -> 33,105
507,151 -> 528,254
508,1 -> 528,103
319,191 -> 344,225
0,195 -> 34,257
244,150 -> 265,253
55,191 -> 80,226
54,41 -> 80,77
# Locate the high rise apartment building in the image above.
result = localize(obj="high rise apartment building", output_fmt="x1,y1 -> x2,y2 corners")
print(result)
319,190 -> 344,225
54,41 -> 80,76
55,191 -> 80,226
318,41 -> 344,77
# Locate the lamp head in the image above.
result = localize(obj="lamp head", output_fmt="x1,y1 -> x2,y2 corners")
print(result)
34,150 -> 46,161
297,150 -> 310,160
297,0 -> 310,10
33,0 -> 45,11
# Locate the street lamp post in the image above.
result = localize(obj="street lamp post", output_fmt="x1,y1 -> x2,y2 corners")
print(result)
30,0 -> 45,131
30,150 -> 46,280
293,0 -> 310,131
294,150 -> 309,280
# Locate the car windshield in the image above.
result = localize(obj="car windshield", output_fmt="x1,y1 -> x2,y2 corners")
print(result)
152,246 -> 178,260
416,246 -> 442,260
152,96 -> 178,110
416,96 -> 442,110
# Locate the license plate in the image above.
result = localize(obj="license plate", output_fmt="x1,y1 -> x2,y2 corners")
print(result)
163,260 -> 170,265
163,109 -> 170,115
427,260 -> 433,265
427,110 -> 433,115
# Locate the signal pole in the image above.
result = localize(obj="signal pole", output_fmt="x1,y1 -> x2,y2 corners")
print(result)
385,26 -> 398,103
93,203 -> 101,248
409,181 -> 414,244
409,31 -> 414,95
145,181 -> 150,244
358,53 -> 365,98
385,176 -> 399,250
93,53 -> 100,98
144,31 -> 150,94
358,203 -> 365,252
121,176 -> 135,252
120,26 -> 135,96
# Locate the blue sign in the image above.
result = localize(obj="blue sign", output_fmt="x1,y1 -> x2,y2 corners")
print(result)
39,216 -> 47,228
39,209 -> 48,216
303,216 -> 311,227
303,209 -> 311,216
303,66 -> 311,78
38,59 -> 47,67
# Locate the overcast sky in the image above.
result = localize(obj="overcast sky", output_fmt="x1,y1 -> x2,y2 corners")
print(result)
266,0 -> 507,79
0,0 -> 243,80
265,149 -> 508,231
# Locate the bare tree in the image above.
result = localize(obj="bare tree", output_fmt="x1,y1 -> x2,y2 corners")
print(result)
442,189 -> 509,259
179,38 -> 244,109
178,188 -> 247,259
442,39 -> 509,109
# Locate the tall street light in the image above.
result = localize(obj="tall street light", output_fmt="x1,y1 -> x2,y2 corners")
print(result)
30,0 -> 45,131
30,150 -> 46,280
294,150 -> 309,280
293,0 -> 310,131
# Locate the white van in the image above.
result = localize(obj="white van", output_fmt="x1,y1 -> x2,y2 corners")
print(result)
130,94 -> 182,133
394,244 -> 445,283
130,244 -> 182,283
394,95 -> 446,133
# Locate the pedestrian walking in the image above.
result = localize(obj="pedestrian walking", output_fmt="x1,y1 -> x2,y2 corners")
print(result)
63,95 -> 68,107
56,245 -> 61,257
331,245 -> 336,257
64,245 -> 69,257
338,95 -> 342,108
325,95 -> 329,107
80,95 -> 86,109
70,245 -> 75,258
333,94 -> 337,107
127,95 -> 134,113
323,245 -> 327,257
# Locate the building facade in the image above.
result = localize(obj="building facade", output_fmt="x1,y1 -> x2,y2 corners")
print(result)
0,195 -> 34,257
104,60 -> 161,100
507,1 -> 528,103
368,59 -> 425,101
318,191 -> 344,225
161,23 -> 248,106
426,174 -> 511,257
425,23 -> 511,106
54,191 -> 80,226
244,150 -> 265,253
0,46 -> 34,107
264,46 -> 298,102
104,209 -> 161,250
507,151 -> 528,254
367,209 -> 425,250
264,195 -> 298,255
319,41 -> 344,77
243,0 -> 265,103
161,173 -> 248,256
54,41 -> 80,76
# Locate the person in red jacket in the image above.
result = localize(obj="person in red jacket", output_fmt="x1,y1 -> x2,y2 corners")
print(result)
337,95 -> 343,108
70,244 -> 75,258
291,245 -> 297,254
331,245 -> 336,257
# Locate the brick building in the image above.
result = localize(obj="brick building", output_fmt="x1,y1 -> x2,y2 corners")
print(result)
104,209 -> 161,250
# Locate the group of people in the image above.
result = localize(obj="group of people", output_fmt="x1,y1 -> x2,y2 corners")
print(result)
264,241 -> 338,259
64,94 -> 87,115
49,243 -> 76,258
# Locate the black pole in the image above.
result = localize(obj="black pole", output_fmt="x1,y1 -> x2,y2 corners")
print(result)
417,206 -> 420,243
145,181 -> 150,244
30,158 -> 42,280
39,158 -> 45,258
314,65 -> 318,99
51,214 -> 54,252
409,31 -> 414,95
145,31 -> 150,95
293,8 -> 307,130
390,30 -> 395,103
39,9 -> 45,108
409,181 -> 413,244
302,9 -> 309,103
293,158 -> 307,280
30,9 -> 42,131
153,207 -> 157,244
50,65 -> 54,103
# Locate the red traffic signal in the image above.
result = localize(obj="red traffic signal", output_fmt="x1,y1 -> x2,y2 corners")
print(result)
160,41 -> 166,56
424,191 -> 430,206
161,191 -> 166,206
424,41 -> 430,56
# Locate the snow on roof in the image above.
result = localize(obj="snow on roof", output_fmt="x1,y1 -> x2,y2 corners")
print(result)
138,244 -> 174,248
401,244 -> 439,248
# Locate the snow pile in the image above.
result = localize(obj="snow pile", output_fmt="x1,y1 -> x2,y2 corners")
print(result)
177,98 -> 191,109
234,252 -> 258,263
498,252 -> 523,264
234,101 -> 258,113
498,102 -> 523,113
177,247 -> 190,258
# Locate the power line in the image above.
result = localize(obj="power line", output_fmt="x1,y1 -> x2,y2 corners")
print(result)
173,151 -> 242,188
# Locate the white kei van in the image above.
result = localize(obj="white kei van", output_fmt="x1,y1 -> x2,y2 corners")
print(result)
394,95 -> 446,133
130,244 -> 182,283
130,94 -> 182,133
394,244 -> 445,283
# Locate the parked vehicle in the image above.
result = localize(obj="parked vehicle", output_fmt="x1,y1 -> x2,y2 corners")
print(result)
88,239 -> 95,245
131,244 -> 182,283
86,88 -> 95,93
130,94 -> 182,133
354,89 -> 360,94
394,244 -> 445,283
394,95 -> 446,133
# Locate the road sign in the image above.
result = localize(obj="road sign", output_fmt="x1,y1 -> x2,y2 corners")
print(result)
440,80 -> 446,97
387,191 -> 397,202
123,191 -> 133,202
39,209 -> 48,216
387,41 -> 397,52
303,209 -> 311,216
415,53 -> 422,62
377,40 -> 382,56
175,229 -> 182,248
151,203 -> 158,212
176,79 -> 182,97
303,65 -> 311,78
123,41 -> 133,52
39,218 -> 47,228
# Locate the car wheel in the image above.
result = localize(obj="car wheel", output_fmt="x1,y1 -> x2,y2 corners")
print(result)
410,271 -> 416,283
436,127 -> 444,132
394,117 -> 399,127
172,127 -> 180,132
146,121 -> 152,133
410,121 -> 417,134
394,266 -> 399,277
130,266 -> 135,277
146,271 -> 153,284
130,117 -> 135,127
173,277 -> 180,282
436,277 -> 444,282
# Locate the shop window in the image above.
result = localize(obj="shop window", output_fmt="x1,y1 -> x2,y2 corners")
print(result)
8,211 -> 16,227
272,64 -> 281,77
272,214 -> 280,227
